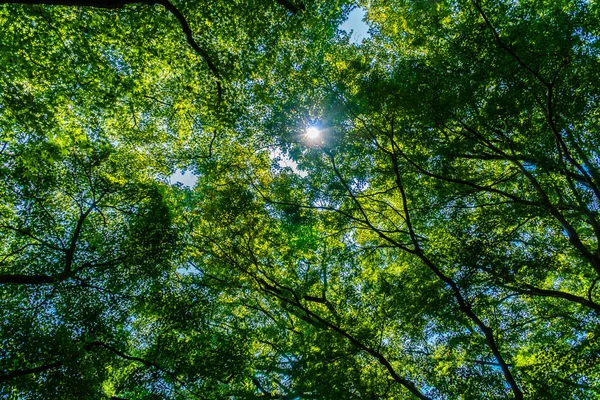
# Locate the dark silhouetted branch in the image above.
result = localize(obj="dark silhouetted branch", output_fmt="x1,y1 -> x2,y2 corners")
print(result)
0,0 -> 222,100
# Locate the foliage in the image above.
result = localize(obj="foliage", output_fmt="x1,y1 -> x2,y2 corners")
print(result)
1,0 -> 599,399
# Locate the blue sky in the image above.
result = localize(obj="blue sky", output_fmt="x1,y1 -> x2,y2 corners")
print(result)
340,7 -> 369,44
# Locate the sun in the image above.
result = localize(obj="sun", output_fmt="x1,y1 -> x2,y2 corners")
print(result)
305,126 -> 320,140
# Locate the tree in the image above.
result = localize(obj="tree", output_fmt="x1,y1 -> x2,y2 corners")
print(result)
1,0 -> 600,398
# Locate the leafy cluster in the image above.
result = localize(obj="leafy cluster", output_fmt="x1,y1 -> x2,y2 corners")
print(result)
1,0 -> 599,399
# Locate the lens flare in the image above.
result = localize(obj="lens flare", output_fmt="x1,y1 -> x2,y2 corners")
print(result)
306,126 -> 320,139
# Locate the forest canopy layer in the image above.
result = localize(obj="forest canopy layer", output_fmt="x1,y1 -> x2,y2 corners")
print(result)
1,0 -> 600,398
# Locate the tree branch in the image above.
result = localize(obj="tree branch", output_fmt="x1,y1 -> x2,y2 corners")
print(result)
0,360 -> 63,382
388,129 -> 524,400
0,0 -> 222,100
275,0 -> 304,13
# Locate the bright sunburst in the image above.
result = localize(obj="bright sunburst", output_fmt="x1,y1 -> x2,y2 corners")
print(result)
305,126 -> 320,140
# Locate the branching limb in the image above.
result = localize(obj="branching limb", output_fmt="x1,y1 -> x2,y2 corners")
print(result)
0,0 -> 222,100
387,127 -> 524,399
0,360 -> 63,382
275,0 -> 304,13
505,283 -> 600,314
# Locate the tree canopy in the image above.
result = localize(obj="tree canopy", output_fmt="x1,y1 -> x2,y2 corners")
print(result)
1,0 -> 600,398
